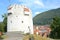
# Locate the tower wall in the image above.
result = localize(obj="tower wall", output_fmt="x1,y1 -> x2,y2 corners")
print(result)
7,4 -> 33,34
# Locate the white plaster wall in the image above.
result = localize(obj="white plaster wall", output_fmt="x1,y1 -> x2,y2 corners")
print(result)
7,4 -> 33,34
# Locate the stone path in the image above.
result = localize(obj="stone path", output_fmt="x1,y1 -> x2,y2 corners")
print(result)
3,32 -> 24,40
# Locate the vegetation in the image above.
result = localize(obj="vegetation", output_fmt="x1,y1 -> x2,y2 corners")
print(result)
33,8 -> 60,25
0,14 -> 7,32
0,13 -> 7,39
33,8 -> 60,39
49,17 -> 60,39
23,34 -> 49,40
0,22 -> 5,32
2,14 -> 7,25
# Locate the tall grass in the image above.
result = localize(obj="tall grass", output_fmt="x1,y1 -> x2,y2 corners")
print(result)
23,34 -> 50,40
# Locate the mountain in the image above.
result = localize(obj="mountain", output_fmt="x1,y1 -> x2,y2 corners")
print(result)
33,8 -> 60,25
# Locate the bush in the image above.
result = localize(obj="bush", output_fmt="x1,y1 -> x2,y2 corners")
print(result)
23,34 -> 49,40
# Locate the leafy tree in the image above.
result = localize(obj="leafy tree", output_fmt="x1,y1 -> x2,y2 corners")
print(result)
0,22 -> 5,32
2,14 -> 7,32
49,17 -> 60,39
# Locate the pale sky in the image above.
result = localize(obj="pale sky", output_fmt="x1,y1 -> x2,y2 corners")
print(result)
0,0 -> 60,22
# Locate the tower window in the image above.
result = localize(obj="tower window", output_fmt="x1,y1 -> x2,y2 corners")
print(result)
11,21 -> 12,23
8,13 -> 12,16
22,21 -> 23,23
16,16 -> 18,17
24,14 -> 29,16
24,11 -> 29,16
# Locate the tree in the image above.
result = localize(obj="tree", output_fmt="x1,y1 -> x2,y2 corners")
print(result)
2,13 -> 7,32
49,17 -> 60,39
0,22 -> 5,32
2,13 -> 7,25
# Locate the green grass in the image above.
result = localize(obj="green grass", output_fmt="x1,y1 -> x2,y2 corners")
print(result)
0,35 -> 7,39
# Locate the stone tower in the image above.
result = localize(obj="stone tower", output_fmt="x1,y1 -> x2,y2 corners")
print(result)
7,4 -> 33,34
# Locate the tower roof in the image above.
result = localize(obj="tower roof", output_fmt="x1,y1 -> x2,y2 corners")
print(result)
8,4 -> 31,12
24,8 -> 29,12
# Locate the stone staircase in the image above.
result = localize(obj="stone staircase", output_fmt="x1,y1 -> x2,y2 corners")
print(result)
3,32 -> 24,40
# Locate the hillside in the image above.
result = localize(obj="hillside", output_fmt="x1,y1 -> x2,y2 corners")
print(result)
33,8 -> 60,25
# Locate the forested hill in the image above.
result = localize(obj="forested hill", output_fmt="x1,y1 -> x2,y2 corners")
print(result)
33,8 -> 60,25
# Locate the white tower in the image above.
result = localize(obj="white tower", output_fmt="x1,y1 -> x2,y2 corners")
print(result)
7,4 -> 33,34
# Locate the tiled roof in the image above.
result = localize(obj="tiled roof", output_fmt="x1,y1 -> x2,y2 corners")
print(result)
24,8 -> 29,12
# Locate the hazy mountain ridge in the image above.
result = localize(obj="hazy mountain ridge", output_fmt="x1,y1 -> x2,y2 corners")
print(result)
33,8 -> 60,25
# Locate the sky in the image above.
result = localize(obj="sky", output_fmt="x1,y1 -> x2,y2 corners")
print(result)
0,0 -> 60,22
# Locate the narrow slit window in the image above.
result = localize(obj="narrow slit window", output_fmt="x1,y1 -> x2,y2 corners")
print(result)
11,21 -> 12,23
22,21 -> 23,23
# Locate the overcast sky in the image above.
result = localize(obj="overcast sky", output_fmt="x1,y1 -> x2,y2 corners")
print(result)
0,0 -> 60,22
